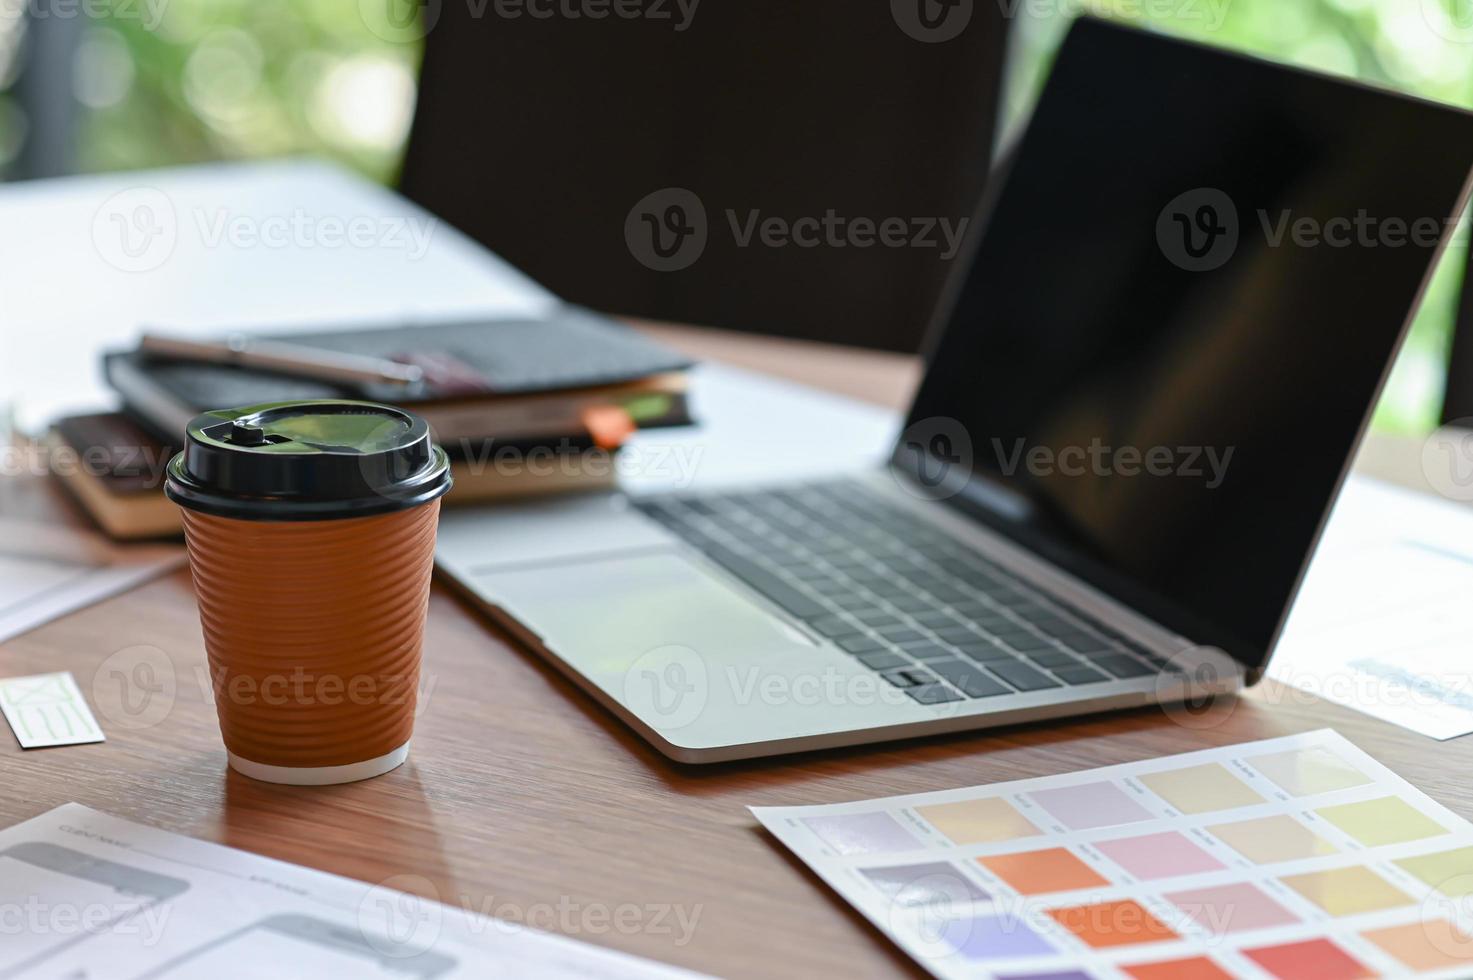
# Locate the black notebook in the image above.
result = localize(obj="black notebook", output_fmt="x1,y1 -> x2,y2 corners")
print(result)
105,306 -> 695,446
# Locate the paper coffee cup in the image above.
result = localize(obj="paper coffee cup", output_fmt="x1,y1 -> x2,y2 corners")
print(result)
165,400 -> 452,785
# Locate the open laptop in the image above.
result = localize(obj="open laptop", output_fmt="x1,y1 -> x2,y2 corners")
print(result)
435,18 -> 1473,762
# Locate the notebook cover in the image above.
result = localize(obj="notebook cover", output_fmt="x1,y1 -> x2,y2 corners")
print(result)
127,306 -> 694,405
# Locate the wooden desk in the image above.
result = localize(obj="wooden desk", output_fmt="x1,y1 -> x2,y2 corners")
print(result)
1,326 -> 1465,979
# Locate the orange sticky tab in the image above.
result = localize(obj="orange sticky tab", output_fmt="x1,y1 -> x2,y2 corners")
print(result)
581,405 -> 637,450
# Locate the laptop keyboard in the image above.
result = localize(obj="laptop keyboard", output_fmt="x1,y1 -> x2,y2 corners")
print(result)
634,480 -> 1180,705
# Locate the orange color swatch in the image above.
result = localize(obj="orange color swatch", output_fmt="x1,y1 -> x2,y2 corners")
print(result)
1047,899 -> 1177,949
1124,956 -> 1234,980
1362,920 -> 1473,971
978,847 -> 1109,895
1243,938 -> 1374,980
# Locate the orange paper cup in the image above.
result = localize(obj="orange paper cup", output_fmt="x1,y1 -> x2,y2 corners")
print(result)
166,400 -> 451,785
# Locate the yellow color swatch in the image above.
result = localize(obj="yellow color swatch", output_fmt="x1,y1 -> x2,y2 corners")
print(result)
915,796 -> 1042,845
1279,866 -> 1413,916
1209,815 -> 1337,864
1247,746 -> 1371,797
1395,846 -> 1473,899
1138,763 -> 1263,815
1315,797 -> 1448,847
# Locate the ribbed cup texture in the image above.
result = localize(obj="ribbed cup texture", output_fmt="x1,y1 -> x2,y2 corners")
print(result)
180,501 -> 439,769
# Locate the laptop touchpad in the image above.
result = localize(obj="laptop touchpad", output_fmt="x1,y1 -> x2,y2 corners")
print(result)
472,551 -> 818,659
470,551 -> 932,748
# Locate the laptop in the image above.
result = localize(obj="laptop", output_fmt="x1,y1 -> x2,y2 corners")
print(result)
435,18 -> 1473,763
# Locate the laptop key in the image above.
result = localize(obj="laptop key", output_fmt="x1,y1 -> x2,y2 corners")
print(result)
881,668 -> 936,688
837,634 -> 885,654
1021,649 -> 1079,668
906,683 -> 964,705
957,641 -> 1018,663
857,651 -> 910,671
1053,665 -> 1110,685
1064,639 -> 1116,656
1001,634 -> 1052,652
1095,654 -> 1156,678
898,642 -> 959,661
877,626 -> 926,644
927,660 -> 1012,698
808,614 -> 861,638
986,661 -> 1062,691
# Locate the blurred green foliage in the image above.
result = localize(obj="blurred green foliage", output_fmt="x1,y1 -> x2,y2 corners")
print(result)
72,0 -> 421,181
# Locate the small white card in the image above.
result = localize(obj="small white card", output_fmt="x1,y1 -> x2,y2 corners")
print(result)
0,671 -> 105,748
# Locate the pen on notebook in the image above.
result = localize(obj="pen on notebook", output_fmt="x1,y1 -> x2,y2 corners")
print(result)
138,332 -> 425,387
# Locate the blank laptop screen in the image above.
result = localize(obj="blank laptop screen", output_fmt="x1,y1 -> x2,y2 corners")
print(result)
900,18 -> 1473,670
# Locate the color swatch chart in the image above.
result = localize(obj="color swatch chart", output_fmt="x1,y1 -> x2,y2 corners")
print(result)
752,730 -> 1473,979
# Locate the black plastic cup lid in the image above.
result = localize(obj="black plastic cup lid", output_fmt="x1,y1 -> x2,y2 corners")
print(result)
165,400 -> 452,521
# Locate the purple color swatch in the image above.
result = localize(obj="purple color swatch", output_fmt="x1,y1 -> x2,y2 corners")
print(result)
1029,781 -> 1152,830
801,811 -> 919,855
1094,831 -> 1226,880
946,913 -> 1056,960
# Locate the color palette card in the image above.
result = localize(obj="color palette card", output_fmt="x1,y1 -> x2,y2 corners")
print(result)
752,730 -> 1473,979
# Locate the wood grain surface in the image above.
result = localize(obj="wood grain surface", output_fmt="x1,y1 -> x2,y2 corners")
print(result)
0,325 -> 1463,979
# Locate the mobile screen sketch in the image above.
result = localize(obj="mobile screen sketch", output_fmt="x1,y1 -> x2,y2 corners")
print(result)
138,914 -> 458,979
0,806 -> 692,980
0,842 -> 189,978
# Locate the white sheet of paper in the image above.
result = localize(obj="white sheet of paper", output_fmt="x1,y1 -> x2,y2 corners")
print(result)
0,518 -> 184,644
0,671 -> 105,748
753,729 -> 1473,979
0,803 -> 705,980
1270,475 -> 1473,739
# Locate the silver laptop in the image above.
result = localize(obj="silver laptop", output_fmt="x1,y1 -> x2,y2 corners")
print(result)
435,19 -> 1473,762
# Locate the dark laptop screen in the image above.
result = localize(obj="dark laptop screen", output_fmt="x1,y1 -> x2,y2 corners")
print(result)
899,18 -> 1473,671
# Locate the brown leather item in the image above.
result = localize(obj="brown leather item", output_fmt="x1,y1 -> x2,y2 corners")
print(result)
179,501 -> 440,769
